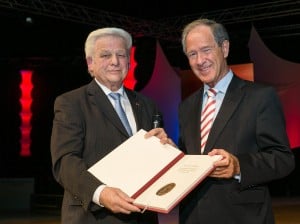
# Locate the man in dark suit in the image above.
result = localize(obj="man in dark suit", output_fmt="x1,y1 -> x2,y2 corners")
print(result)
50,27 -> 171,224
178,18 -> 295,224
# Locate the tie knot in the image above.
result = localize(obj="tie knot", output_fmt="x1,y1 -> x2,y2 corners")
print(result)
109,92 -> 121,101
207,88 -> 217,97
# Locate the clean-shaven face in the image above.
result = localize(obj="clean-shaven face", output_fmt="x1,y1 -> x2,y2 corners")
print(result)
87,35 -> 129,91
185,25 -> 229,87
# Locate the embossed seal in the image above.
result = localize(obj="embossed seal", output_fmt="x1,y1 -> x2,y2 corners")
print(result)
156,183 -> 176,196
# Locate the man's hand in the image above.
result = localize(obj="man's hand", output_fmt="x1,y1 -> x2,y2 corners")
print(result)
208,149 -> 240,179
144,128 -> 177,147
99,187 -> 141,214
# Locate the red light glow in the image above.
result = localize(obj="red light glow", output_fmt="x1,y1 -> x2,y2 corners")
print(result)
124,47 -> 137,90
19,70 -> 33,157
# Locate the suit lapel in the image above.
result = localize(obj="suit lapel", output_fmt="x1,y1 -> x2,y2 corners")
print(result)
203,76 -> 246,154
192,89 -> 204,154
125,89 -> 143,130
181,89 -> 204,154
87,80 -> 129,137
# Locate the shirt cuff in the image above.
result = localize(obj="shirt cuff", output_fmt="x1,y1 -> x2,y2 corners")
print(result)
92,184 -> 106,207
234,173 -> 241,182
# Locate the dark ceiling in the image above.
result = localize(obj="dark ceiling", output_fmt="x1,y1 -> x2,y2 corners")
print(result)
1,0 -> 300,69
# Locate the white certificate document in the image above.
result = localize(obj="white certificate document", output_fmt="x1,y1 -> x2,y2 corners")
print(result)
88,129 -> 221,213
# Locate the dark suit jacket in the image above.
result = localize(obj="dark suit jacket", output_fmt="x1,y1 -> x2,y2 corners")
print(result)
51,79 -> 159,224
178,75 -> 295,224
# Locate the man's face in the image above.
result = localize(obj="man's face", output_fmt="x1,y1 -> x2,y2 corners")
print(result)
87,35 -> 129,91
185,25 -> 229,87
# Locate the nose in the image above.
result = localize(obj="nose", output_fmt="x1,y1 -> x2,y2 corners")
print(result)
195,52 -> 206,65
110,53 -> 120,65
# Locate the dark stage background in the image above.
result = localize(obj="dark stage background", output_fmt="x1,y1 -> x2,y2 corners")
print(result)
0,0 -> 299,214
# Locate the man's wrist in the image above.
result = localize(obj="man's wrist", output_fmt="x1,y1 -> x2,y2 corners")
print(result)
93,184 -> 106,207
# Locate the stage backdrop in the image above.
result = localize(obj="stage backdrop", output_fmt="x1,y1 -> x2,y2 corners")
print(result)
249,26 -> 300,149
139,41 -> 181,143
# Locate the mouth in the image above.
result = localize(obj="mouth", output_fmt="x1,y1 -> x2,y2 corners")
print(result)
199,64 -> 211,73
108,70 -> 121,74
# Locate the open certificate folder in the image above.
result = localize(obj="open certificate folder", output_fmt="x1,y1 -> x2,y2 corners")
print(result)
88,129 -> 222,213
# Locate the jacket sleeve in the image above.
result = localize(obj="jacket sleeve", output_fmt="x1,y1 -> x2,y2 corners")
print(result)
237,87 -> 295,189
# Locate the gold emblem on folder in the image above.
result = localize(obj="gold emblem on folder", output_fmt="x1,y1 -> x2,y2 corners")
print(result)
156,183 -> 176,196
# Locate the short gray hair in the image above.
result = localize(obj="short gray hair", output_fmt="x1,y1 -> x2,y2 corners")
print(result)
84,27 -> 132,58
181,18 -> 229,54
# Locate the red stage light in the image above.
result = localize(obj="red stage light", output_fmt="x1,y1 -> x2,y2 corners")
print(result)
19,70 -> 33,157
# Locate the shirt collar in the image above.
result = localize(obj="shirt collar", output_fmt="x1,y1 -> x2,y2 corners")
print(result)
94,78 -> 125,96
204,70 -> 233,94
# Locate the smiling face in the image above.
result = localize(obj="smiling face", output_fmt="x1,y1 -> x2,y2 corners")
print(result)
185,25 -> 230,87
87,35 -> 130,91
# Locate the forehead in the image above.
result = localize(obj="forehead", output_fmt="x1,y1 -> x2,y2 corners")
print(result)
186,25 -> 215,47
94,35 -> 127,50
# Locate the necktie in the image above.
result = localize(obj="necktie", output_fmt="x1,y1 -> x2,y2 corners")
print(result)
109,92 -> 133,136
200,88 -> 217,154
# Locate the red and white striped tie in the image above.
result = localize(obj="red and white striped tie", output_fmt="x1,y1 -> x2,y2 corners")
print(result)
200,88 -> 217,154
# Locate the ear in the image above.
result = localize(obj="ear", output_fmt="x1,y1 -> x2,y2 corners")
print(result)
86,57 -> 92,65
222,40 -> 230,58
86,57 -> 94,74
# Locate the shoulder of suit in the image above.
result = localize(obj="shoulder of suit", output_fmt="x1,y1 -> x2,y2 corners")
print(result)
125,88 -> 153,101
180,89 -> 202,107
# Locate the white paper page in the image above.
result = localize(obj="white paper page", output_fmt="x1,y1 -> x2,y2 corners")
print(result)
88,129 -> 183,196
133,154 -> 222,212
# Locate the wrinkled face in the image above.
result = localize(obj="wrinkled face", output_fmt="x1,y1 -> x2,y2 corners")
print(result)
87,35 -> 129,91
185,25 -> 229,87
